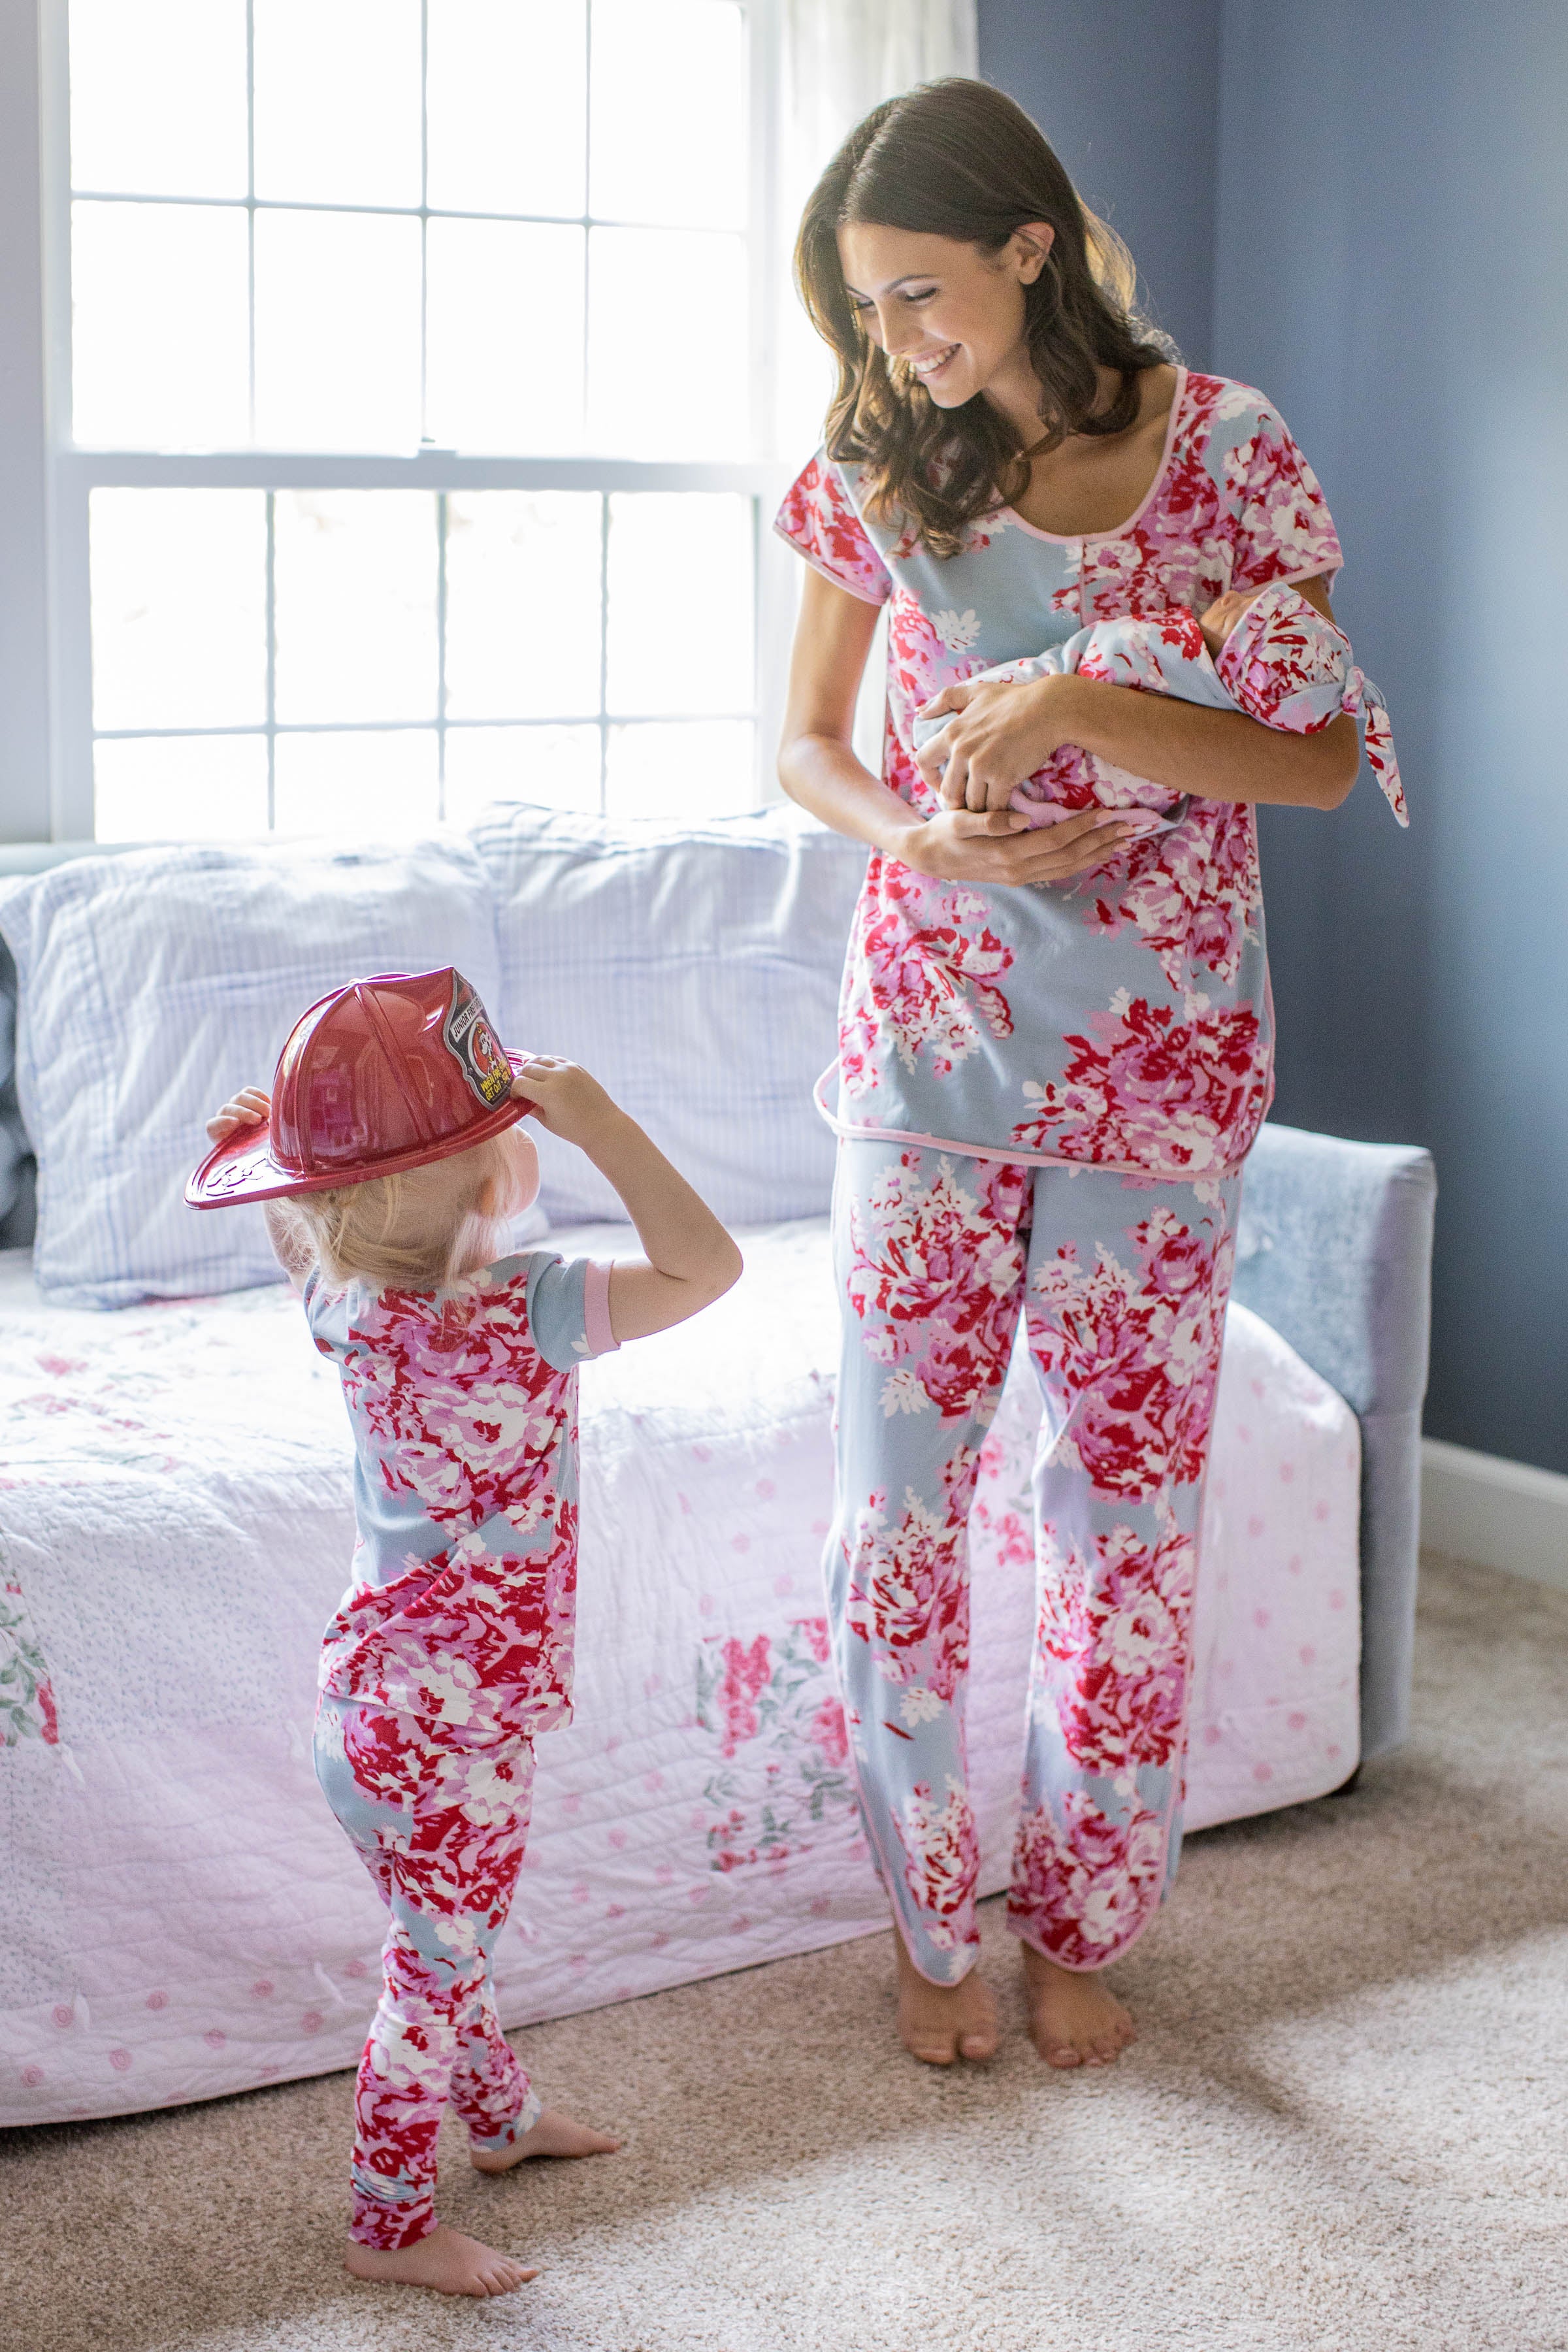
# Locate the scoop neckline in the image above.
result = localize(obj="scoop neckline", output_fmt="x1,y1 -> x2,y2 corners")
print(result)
1000,364 -> 1189,546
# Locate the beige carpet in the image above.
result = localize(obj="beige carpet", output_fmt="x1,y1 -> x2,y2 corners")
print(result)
5,1552 -> 1567,2352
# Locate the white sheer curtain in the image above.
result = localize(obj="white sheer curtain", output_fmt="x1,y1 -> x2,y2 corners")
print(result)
766,3 -> 977,764
770,0 -> 979,460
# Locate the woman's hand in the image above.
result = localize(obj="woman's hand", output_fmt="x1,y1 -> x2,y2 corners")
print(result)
900,804 -> 1141,887
206,1085 -> 270,1141
915,672 -> 1077,812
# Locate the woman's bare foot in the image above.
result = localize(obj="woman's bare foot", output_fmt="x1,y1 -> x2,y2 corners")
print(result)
469,2105 -> 622,2174
893,1925 -> 998,2065
1021,1943 -> 1137,2070
343,2221 -> 537,2296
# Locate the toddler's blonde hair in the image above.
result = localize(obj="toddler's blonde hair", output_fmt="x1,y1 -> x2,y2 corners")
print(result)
277,1130 -> 530,1292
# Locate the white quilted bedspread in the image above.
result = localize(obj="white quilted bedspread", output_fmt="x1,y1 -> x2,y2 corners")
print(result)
0,1224 -> 1359,2125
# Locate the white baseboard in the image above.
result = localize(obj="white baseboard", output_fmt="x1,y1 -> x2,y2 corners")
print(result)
1422,1438 -> 1568,1592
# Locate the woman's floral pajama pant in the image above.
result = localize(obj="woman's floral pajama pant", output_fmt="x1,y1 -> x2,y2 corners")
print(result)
828,1139 -> 1239,1984
314,1693 -> 542,2247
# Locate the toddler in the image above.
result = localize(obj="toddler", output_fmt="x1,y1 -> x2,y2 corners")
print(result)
914,578 -> 1406,830
190,966 -> 741,2298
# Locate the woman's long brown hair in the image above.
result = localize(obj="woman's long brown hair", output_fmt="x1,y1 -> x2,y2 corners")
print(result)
794,78 -> 1171,559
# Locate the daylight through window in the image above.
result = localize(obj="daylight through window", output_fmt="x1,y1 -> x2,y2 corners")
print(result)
63,0 -> 782,838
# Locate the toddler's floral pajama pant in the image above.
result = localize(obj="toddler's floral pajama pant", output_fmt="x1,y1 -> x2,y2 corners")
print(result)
828,1139 -> 1239,1984
314,1693 -> 542,2247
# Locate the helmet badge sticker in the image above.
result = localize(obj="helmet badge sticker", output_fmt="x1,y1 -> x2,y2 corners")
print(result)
442,972 -> 512,1109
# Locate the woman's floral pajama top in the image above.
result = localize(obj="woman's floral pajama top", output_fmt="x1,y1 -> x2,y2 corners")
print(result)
777,370 -> 1350,1984
305,1250 -> 617,2247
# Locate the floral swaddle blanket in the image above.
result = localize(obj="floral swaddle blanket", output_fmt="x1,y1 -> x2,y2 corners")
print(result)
912,580 -> 1407,832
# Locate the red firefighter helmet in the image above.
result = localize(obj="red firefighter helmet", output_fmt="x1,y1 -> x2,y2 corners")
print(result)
186,967 -> 533,1209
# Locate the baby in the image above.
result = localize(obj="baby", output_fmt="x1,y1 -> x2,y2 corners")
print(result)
189,967 -> 741,2299
913,578 -> 1406,830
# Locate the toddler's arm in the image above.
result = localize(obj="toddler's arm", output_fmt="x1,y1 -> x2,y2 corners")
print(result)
204,1087 -> 314,1289
509,1059 -> 742,1343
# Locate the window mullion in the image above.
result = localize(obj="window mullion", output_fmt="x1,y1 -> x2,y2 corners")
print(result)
419,0 -> 430,448
52,470 -> 96,840
263,489 -> 276,829
435,490 -> 448,820
245,0 -> 256,445
61,452 -> 778,495
581,0 -> 593,457
597,491 -> 610,816
745,0 -> 776,468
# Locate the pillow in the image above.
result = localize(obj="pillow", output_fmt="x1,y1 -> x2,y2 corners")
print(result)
466,803 -> 867,1226
0,834 -> 535,1307
0,930 -> 29,1239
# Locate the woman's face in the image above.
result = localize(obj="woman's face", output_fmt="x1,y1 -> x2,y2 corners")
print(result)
836,221 -> 1053,408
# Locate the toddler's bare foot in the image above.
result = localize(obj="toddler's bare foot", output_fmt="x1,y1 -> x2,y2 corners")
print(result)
1021,1942 -> 1136,2070
470,2105 -> 621,2174
343,2221 -> 536,2296
893,1925 -> 998,2065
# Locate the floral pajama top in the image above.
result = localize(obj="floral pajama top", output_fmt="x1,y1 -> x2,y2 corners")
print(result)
305,1250 -> 619,1743
775,368 -> 1346,1185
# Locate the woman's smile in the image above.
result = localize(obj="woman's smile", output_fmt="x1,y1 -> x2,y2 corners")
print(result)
834,222 -> 1049,419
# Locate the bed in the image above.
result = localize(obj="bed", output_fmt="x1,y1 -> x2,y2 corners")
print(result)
3,1188 -> 1401,2127
0,821 -> 1435,2126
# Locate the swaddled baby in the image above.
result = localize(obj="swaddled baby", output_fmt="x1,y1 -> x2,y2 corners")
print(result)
911,579 -> 1406,831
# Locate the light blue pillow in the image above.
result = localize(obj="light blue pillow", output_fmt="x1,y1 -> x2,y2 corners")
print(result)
466,804 -> 867,1226
0,836 -> 512,1307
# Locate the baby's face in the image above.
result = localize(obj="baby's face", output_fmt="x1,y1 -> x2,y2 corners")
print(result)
1198,588 -> 1262,659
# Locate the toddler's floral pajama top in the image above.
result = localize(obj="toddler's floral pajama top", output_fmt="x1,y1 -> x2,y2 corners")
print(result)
777,368 -> 1354,1985
306,1249 -> 618,2247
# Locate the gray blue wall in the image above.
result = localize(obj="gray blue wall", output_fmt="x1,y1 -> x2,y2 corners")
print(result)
976,0 -> 1220,367
978,1 -> 1568,1475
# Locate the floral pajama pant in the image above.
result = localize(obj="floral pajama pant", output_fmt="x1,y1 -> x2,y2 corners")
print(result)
314,1693 -> 542,2247
828,1139 -> 1239,1984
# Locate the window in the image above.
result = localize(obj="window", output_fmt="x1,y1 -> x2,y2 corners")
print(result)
47,0 -> 793,839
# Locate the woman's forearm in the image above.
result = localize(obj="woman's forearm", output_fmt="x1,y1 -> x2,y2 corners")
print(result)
777,730 -> 923,857
1047,674 -> 1360,809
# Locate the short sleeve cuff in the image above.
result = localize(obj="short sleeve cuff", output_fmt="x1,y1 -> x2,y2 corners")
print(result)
773,452 -> 892,608
583,1259 -> 619,1357
772,521 -> 892,606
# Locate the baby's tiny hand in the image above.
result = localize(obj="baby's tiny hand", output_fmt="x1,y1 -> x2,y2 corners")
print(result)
206,1085 -> 270,1143
510,1058 -> 621,1149
1198,588 -> 1262,659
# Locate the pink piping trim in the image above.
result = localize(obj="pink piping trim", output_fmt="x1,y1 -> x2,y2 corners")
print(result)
1000,368 -> 1189,547
583,1260 -> 619,1356
812,1064 -> 1254,1184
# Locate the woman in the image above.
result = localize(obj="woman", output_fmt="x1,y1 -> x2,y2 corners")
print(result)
775,80 -> 1358,2072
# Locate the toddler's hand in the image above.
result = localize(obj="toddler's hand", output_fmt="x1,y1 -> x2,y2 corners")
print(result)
206,1085 -> 270,1142
1198,587 -> 1262,659
510,1058 -> 621,1149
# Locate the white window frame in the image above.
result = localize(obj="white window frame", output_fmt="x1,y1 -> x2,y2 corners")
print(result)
0,0 -> 800,843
